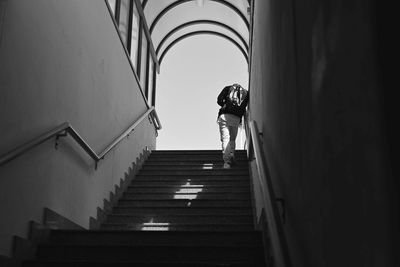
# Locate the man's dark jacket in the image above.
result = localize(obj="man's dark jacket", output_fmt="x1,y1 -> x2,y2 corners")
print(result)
217,85 -> 249,119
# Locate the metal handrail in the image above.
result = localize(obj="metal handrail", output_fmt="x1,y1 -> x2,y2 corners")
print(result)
245,118 -> 291,267
0,107 -> 161,169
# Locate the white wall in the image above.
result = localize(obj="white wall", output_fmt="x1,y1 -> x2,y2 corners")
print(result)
0,0 -> 156,256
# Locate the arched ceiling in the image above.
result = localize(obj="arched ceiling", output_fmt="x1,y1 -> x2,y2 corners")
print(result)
141,0 -> 250,66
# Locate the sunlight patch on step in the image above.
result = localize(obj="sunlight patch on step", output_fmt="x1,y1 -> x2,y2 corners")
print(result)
173,194 -> 199,200
173,180 -> 203,200
141,221 -> 170,231
174,188 -> 203,193
202,163 -> 214,169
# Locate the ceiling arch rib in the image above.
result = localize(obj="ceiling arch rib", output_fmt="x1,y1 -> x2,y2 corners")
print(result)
143,0 -> 249,23
150,2 -> 249,50
142,0 -> 148,9
148,0 -> 249,34
158,30 -> 248,65
155,19 -> 248,56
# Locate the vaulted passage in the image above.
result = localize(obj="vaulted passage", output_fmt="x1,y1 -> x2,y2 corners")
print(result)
0,1 -> 395,267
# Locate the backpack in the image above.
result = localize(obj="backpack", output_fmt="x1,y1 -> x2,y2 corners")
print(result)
224,86 -> 246,113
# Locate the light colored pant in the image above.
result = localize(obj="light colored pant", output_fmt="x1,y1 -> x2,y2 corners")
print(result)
218,115 -> 239,164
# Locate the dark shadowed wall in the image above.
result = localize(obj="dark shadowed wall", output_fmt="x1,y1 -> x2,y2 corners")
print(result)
249,0 -> 395,266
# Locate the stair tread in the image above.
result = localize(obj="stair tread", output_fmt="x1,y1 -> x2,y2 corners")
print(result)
125,189 -> 249,193
116,200 -> 252,207
130,184 -> 249,187
106,213 -> 253,216
39,243 -> 261,248
142,168 -> 249,171
143,162 -> 248,165
49,230 -> 262,238
101,222 -> 254,225
23,261 -> 264,267
25,260 -> 262,266
120,196 -> 250,200
113,207 -> 252,210
136,174 -> 249,177
118,200 -> 251,203
135,177 -> 249,180
117,204 -> 252,208
100,224 -> 254,231
36,245 -> 263,259
122,193 -> 250,197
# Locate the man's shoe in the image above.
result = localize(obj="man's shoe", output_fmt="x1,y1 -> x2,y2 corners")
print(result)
223,162 -> 231,169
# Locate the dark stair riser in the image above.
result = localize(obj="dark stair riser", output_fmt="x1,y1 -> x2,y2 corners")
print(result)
141,165 -> 248,170
133,175 -> 250,181
130,179 -> 250,187
36,245 -> 264,262
47,230 -> 262,245
23,261 -> 265,267
100,223 -> 255,231
148,152 -> 246,156
121,193 -> 251,200
145,159 -> 246,164
111,206 -> 252,215
104,214 -> 253,224
149,154 -> 247,157
125,187 -> 250,194
143,161 -> 248,166
139,170 -> 249,176
149,151 -> 247,155
117,199 -> 252,207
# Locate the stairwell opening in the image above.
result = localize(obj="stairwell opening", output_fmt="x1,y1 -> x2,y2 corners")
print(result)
155,35 -> 248,150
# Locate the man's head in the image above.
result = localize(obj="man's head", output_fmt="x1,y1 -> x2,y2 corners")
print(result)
233,83 -> 240,88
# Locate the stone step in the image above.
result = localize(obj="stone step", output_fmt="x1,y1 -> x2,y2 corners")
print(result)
130,180 -> 250,186
23,260 -> 265,267
111,206 -> 252,215
145,158 -> 246,164
143,161 -> 248,166
141,165 -> 248,170
151,150 -> 247,154
100,222 -> 254,231
104,214 -> 253,224
121,192 -> 250,200
138,171 -> 249,177
125,186 -> 249,194
148,152 -> 246,157
133,175 -> 250,180
117,199 -> 252,208
47,230 -> 263,246
146,157 -> 247,163
139,174 -> 249,180
35,244 -> 264,262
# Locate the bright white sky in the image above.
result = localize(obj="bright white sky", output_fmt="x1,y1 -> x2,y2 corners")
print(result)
155,35 -> 248,150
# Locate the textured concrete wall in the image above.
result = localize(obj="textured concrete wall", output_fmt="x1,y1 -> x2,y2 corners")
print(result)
249,0 -> 395,266
0,0 -> 156,257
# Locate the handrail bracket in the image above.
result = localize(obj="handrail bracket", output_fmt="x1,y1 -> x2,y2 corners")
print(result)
55,131 -> 68,150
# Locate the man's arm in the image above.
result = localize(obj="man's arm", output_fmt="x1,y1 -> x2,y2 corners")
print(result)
240,91 -> 249,108
217,86 -> 231,106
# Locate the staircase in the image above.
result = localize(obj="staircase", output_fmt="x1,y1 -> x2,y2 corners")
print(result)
23,150 -> 266,266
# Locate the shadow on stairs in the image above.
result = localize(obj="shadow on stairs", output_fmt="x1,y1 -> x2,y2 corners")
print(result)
23,150 -> 267,267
